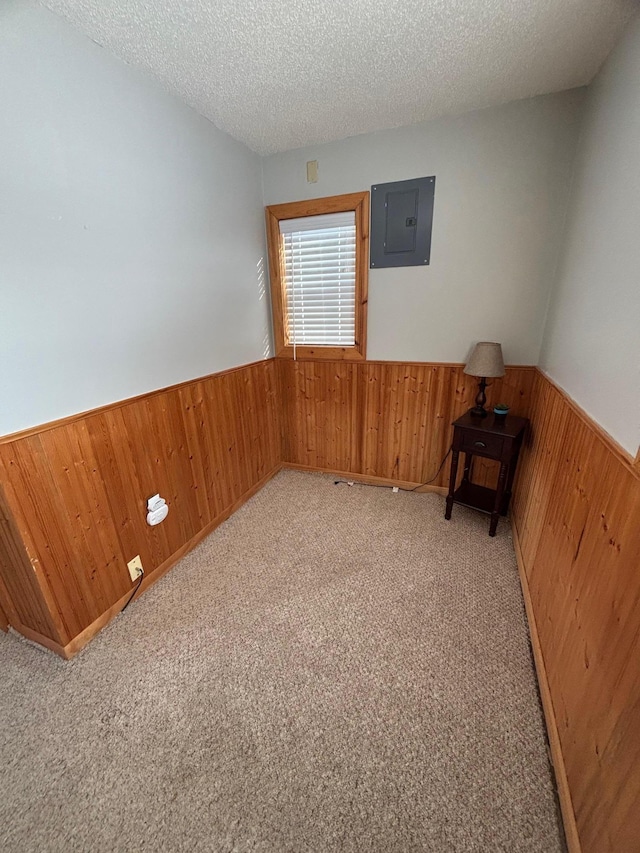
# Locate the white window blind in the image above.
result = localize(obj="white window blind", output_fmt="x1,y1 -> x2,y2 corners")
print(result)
279,211 -> 356,348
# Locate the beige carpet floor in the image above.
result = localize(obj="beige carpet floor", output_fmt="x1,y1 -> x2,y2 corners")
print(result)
0,469 -> 563,852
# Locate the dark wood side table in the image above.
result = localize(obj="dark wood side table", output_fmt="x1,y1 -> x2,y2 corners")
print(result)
445,411 -> 528,537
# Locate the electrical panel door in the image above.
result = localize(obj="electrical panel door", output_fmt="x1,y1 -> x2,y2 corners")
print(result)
370,176 -> 435,268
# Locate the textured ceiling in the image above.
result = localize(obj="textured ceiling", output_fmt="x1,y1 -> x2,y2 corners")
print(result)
41,0 -> 637,155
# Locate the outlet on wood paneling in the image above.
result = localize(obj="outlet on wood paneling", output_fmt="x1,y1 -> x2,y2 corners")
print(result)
0,359 -> 280,653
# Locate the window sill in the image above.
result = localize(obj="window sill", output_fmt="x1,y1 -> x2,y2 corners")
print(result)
276,344 -> 366,361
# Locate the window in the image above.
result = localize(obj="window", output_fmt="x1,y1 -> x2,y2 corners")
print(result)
265,192 -> 369,360
280,211 -> 356,347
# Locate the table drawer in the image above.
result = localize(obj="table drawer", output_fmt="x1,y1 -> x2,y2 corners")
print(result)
460,432 -> 504,458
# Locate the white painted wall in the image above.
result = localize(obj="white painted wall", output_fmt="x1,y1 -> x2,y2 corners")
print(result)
262,91 -> 584,366
540,13 -> 640,456
0,1 -> 271,436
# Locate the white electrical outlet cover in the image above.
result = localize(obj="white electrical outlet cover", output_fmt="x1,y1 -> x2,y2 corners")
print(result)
147,504 -> 169,526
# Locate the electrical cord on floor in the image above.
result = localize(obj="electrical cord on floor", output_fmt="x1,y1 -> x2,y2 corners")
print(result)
334,444 -> 453,493
121,571 -> 144,614
408,444 -> 453,490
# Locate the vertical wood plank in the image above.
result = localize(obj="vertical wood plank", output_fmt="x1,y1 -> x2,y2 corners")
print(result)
0,477 -> 59,639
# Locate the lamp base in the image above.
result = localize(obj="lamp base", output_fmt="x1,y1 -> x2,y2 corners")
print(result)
469,377 -> 489,418
469,405 -> 489,418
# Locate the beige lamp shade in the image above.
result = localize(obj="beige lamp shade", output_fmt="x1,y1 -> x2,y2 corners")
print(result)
464,342 -> 505,378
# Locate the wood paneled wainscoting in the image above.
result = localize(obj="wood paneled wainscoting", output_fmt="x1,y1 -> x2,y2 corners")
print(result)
0,357 -> 536,658
278,359 -> 536,489
512,370 -> 640,853
0,359 -> 281,658
2,352 -> 638,850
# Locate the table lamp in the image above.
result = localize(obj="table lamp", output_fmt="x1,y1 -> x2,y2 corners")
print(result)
464,342 -> 505,417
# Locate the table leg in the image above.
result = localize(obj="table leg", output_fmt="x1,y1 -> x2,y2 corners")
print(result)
501,448 -> 520,515
490,460 -> 509,536
462,452 -> 473,483
445,449 -> 459,520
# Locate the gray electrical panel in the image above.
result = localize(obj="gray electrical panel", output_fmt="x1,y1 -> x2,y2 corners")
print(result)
370,176 -> 435,268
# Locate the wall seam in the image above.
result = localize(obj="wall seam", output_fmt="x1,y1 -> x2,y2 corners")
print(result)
535,92 -> 588,368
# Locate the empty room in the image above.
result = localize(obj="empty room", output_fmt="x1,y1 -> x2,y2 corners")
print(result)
1,1 -> 639,851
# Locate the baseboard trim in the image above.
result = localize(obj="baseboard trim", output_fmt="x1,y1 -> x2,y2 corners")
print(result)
9,463 -> 283,660
9,623 -> 68,657
281,462 -> 448,495
510,515 -> 581,853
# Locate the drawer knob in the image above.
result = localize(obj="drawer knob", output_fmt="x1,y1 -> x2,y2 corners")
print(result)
473,441 -> 487,448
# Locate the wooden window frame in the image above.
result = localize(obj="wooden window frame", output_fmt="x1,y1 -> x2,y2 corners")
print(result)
265,191 -> 369,361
